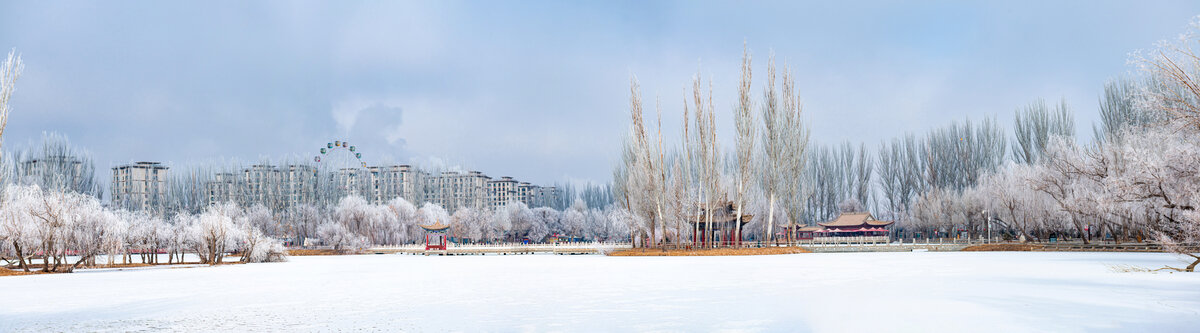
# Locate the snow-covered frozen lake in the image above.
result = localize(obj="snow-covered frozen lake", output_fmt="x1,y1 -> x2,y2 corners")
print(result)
2,252 -> 1199,332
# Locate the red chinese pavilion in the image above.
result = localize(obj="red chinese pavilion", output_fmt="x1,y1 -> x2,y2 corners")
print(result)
420,221 -> 450,251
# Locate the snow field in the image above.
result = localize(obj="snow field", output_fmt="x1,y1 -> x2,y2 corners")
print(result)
1,252 -> 1198,332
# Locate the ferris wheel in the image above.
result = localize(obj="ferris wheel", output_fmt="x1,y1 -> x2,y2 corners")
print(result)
314,140 -> 367,169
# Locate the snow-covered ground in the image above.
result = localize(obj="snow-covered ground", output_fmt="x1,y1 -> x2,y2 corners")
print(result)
2,252 -> 1198,332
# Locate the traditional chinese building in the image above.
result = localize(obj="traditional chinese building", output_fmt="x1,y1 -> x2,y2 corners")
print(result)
420,221 -> 450,251
687,201 -> 753,247
790,212 -> 892,242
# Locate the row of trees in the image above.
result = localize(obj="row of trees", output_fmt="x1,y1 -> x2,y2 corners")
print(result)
615,47 -> 811,247
613,45 -> 1009,247
284,196 -> 631,251
903,27 -> 1200,270
612,22 -> 1200,271
0,184 -> 288,272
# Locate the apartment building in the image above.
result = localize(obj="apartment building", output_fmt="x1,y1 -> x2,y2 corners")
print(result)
281,164 -> 317,208
206,172 -> 239,206
368,164 -> 420,205
111,161 -> 169,211
201,163 -> 556,212
429,171 -> 491,212
487,176 -> 520,210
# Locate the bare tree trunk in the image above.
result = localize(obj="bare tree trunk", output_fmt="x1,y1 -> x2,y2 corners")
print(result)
71,254 -> 94,271
13,241 -> 28,272
1071,218 -> 1090,244
649,214 -> 657,248
765,193 -> 776,244
694,188 -> 701,247
41,244 -> 51,273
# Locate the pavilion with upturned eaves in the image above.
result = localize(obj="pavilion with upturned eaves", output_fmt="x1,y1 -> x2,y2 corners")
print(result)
420,221 -> 450,251
687,201 -> 753,247
790,212 -> 892,242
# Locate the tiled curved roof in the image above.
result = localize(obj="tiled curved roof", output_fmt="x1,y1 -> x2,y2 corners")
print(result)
420,221 -> 451,231
818,212 -> 893,227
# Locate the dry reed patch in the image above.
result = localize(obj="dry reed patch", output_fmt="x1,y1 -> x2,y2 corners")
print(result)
0,267 -> 51,276
961,244 -> 1046,252
609,247 -> 811,256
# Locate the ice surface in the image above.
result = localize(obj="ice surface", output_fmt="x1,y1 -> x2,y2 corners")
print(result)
1,252 -> 1198,332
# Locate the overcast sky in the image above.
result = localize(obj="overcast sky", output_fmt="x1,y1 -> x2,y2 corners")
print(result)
1,1 -> 1198,187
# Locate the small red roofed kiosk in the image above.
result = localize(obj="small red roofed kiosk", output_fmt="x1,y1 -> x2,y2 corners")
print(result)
421,220 -> 450,251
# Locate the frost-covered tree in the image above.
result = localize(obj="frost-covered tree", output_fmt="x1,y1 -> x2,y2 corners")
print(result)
1094,78 -> 1148,144
978,163 -> 1045,242
732,45 -> 756,245
1106,129 -> 1200,270
805,143 -> 871,223
288,204 -> 322,246
317,221 -> 367,253
1138,19 -> 1200,132
780,66 -> 812,236
757,54 -> 795,241
238,225 -> 286,263
487,206 -> 512,243
0,49 -> 22,159
167,213 -> 192,264
532,207 -> 559,241
14,133 -> 100,197
124,211 -> 168,264
758,54 -> 787,241
837,198 -> 865,213
692,74 -> 722,245
386,197 -> 419,244
0,184 -> 37,271
562,200 -> 587,240
619,77 -> 668,246
606,207 -> 639,245
1029,138 -> 1104,244
451,206 -> 488,243
1012,99 -> 1075,165
236,205 -> 286,263
875,134 -> 925,225
504,201 -> 541,242
417,202 -> 450,227
27,186 -> 92,271
334,195 -> 391,244
190,202 -> 243,264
